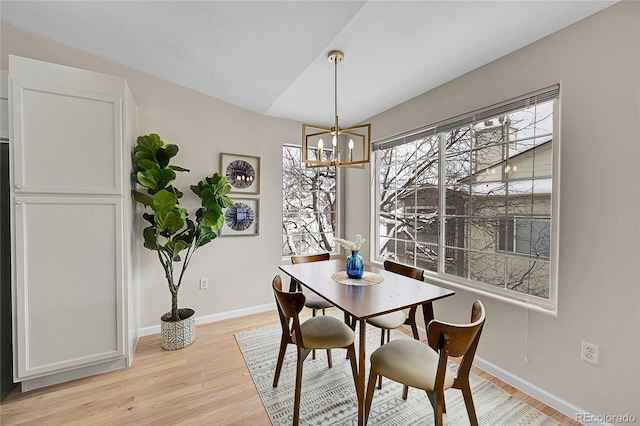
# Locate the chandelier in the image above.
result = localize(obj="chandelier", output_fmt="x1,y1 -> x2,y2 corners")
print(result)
302,50 -> 371,168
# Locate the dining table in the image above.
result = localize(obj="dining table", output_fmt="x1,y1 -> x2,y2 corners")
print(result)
278,258 -> 455,426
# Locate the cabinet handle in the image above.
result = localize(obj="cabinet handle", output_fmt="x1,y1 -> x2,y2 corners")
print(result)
15,185 -> 22,190
15,200 -> 22,205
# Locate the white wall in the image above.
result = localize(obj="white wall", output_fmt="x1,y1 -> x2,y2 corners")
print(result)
353,1 -> 639,421
2,0 -> 638,420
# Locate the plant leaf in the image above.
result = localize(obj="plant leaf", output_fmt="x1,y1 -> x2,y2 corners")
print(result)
132,190 -> 153,207
153,190 -> 178,211
137,134 -> 163,153
142,226 -> 158,250
155,209 -> 185,234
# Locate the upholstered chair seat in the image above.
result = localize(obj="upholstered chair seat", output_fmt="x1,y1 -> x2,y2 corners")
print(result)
292,315 -> 355,348
369,338 -> 455,391
303,292 -> 334,311
366,310 -> 407,330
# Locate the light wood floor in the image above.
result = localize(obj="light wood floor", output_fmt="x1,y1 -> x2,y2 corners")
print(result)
0,309 -> 580,425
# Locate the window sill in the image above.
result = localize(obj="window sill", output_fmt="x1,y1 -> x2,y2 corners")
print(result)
370,259 -> 557,316
421,274 -> 558,317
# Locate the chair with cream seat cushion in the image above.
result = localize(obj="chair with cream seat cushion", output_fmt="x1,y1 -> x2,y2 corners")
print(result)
367,260 -> 425,344
366,260 -> 424,388
291,253 -> 333,314
271,275 -> 359,426
364,300 -> 486,426
291,253 -> 335,361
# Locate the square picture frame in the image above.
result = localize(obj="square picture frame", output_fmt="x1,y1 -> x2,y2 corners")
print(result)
219,198 -> 259,237
220,153 -> 260,195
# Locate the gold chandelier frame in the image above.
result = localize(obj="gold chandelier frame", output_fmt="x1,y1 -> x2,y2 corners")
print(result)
302,50 -> 371,168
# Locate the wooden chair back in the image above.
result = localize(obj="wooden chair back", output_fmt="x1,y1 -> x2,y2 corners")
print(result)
383,260 -> 424,281
427,300 -> 486,383
427,300 -> 484,356
272,275 -> 306,346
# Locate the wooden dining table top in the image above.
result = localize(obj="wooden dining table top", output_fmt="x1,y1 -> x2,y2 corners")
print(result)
279,258 -> 455,320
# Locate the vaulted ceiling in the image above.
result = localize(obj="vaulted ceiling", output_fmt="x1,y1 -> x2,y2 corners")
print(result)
1,1 -> 617,127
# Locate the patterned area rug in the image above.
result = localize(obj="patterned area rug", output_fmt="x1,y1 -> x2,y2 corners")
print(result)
235,317 -> 559,425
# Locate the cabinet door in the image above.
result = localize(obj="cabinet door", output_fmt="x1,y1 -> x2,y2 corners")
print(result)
13,197 -> 124,378
11,82 -> 122,195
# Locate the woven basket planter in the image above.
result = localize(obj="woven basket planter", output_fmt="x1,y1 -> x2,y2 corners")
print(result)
160,308 -> 196,350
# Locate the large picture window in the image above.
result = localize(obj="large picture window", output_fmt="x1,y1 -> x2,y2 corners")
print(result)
373,87 -> 558,308
282,145 -> 338,256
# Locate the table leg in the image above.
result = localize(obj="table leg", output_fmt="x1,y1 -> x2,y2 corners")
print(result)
357,318 -> 366,426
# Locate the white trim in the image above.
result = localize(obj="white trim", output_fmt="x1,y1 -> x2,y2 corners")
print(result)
473,356 -> 609,426
139,303 -> 276,337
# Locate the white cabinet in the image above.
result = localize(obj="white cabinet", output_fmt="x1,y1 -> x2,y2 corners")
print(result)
9,55 -> 139,391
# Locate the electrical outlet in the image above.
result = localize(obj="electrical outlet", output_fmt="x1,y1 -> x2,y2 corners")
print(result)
581,341 -> 599,365
199,278 -> 209,290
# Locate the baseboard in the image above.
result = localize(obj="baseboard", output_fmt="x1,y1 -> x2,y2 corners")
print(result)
20,357 -> 128,392
139,302 -> 275,337
473,357 -> 608,425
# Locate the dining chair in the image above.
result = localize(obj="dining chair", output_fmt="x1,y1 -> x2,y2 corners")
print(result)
364,300 -> 486,426
271,275 -> 359,426
368,260 -> 425,341
291,253 -> 333,313
291,253 -> 334,361
366,260 -> 424,388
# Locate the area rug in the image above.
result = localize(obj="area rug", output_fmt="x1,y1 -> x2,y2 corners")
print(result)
235,317 -> 559,425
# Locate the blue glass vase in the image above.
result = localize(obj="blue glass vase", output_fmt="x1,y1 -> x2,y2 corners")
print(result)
346,250 -> 364,279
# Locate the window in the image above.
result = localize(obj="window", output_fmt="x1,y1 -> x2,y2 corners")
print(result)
373,86 -> 558,308
282,145 -> 338,256
498,217 -> 551,258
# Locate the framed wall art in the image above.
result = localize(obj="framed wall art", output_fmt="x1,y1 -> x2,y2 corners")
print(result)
220,198 -> 259,236
220,153 -> 260,195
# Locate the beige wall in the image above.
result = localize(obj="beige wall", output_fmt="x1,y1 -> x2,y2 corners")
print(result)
2,0 -> 639,420
353,1 -> 640,420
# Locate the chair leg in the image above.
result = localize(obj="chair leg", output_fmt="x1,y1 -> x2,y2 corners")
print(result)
347,344 -> 359,398
272,338 -> 288,387
311,309 -> 317,360
345,314 -> 355,360
407,307 -> 420,340
377,329 -> 387,389
426,390 -> 445,426
326,349 -> 332,368
293,348 -> 305,426
402,385 -> 409,400
459,380 -> 478,426
364,367 -> 378,424
410,321 -> 419,340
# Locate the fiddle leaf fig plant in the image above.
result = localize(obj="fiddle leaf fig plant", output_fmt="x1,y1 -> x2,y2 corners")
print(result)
132,134 -> 233,322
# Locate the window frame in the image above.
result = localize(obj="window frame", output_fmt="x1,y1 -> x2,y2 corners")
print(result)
371,87 -> 560,312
